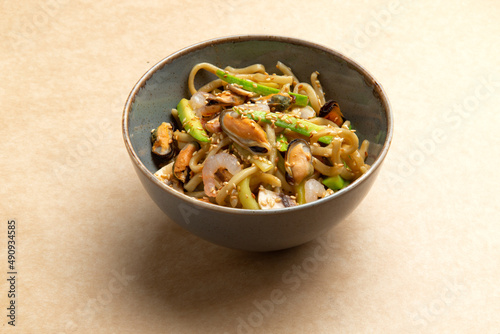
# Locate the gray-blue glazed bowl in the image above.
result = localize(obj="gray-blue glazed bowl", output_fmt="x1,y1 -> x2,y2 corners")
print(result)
123,35 -> 393,251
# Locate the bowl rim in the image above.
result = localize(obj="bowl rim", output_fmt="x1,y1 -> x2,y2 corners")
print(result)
122,34 -> 393,216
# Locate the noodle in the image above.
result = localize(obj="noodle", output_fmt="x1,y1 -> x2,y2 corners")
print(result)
174,130 -> 197,144
151,61 -> 371,209
198,79 -> 224,93
311,146 -> 333,157
311,71 -> 326,106
264,123 -> 277,173
359,140 -> 370,161
205,136 -> 231,160
224,64 -> 266,74
189,146 -> 208,173
328,137 -> 343,166
312,157 -> 343,177
188,62 -> 220,95
234,73 -> 294,86
250,172 -> 282,188
293,82 -> 322,113
185,191 -> 206,198
216,166 -> 258,205
184,173 -> 203,192
275,169 -> 294,193
276,61 -> 299,86
308,117 -> 339,128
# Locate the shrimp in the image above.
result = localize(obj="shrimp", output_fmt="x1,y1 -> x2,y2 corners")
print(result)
202,152 -> 242,197
304,179 -> 326,203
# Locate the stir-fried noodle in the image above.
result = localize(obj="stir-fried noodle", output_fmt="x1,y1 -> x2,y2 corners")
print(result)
151,62 -> 370,209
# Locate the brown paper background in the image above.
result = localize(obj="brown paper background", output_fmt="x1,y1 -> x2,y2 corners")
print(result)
1,0 -> 499,333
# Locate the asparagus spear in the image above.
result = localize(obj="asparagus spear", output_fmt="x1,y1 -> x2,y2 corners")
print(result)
238,177 -> 260,210
322,175 -> 349,190
276,133 -> 289,152
177,98 -> 210,142
295,181 -> 306,205
213,69 -> 309,107
233,107 -> 334,145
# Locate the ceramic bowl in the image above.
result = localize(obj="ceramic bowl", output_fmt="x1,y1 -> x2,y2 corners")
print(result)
123,35 -> 393,251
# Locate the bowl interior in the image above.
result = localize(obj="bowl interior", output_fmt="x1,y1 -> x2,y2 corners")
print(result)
126,36 -> 390,189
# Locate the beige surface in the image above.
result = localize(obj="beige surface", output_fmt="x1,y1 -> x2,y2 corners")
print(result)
1,0 -> 499,333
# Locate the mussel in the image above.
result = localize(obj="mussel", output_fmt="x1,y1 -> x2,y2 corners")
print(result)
203,116 -> 222,133
227,84 -> 256,97
151,122 -> 175,158
284,139 -> 314,185
206,90 -> 246,106
319,100 -> 343,126
172,142 -> 199,184
194,91 -> 247,119
219,109 -> 271,155
262,93 -> 294,112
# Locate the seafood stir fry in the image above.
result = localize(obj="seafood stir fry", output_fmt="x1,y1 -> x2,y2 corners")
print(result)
151,62 -> 370,209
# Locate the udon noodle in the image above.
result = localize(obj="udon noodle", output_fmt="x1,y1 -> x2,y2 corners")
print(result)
150,62 -> 370,209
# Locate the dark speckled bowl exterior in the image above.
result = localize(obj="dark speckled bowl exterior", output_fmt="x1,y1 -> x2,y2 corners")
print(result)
123,35 -> 393,251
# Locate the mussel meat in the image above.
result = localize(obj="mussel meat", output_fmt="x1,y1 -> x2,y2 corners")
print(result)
151,122 -> 175,158
203,116 -> 222,133
227,84 -> 256,97
262,93 -> 294,112
172,142 -> 199,184
206,90 -> 245,106
284,139 -> 314,185
220,109 -> 271,155
319,100 -> 343,126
